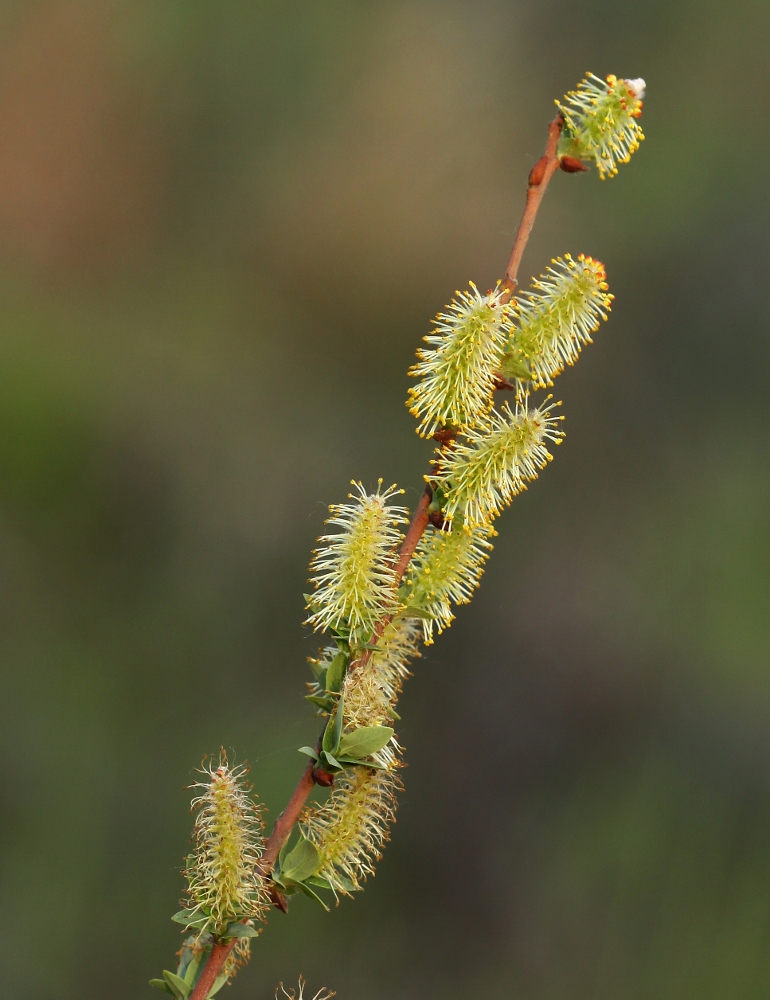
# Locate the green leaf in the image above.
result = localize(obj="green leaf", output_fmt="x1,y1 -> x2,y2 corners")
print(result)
323,751 -> 342,770
386,706 -> 401,720
333,694 -> 344,749
325,651 -> 347,693
297,746 -> 319,760
305,694 -> 334,712
395,606 -> 436,621
307,659 -> 326,683
322,717 -> 336,753
500,356 -> 532,380
162,970 -> 191,999
207,969 -> 231,998
338,726 -> 394,758
171,909 -> 207,929
336,872 -> 356,892
294,879 -> 330,910
335,756 -> 387,769
149,979 -> 175,995
306,875 -> 333,890
281,837 -> 321,884
223,922 -> 260,939
182,956 -> 201,987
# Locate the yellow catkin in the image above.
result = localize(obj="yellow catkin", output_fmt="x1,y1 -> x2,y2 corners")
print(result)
438,399 -> 564,527
185,752 -> 267,935
407,282 -> 513,437
403,523 -> 496,642
301,763 -> 402,897
305,482 -> 407,636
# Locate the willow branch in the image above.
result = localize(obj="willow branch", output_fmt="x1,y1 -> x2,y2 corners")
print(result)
189,941 -> 235,1000
500,113 -> 563,300
188,110 -> 565,1000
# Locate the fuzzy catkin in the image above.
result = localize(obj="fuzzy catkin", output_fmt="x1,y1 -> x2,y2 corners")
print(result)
403,523 -> 496,642
500,254 -> 612,391
407,283 -> 512,437
185,754 -> 267,934
306,482 -> 408,636
301,762 -> 402,897
556,73 -> 645,179
438,399 -> 564,527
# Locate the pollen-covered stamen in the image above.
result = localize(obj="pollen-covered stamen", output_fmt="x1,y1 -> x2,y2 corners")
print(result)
437,398 -> 565,527
407,282 -> 513,437
185,751 -> 268,936
500,254 -> 612,390
402,523 -> 496,643
305,481 -> 408,636
556,72 -> 646,179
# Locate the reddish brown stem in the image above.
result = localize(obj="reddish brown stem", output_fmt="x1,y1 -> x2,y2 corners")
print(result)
189,941 -> 235,1000
261,755 -> 317,870
500,114 -> 564,301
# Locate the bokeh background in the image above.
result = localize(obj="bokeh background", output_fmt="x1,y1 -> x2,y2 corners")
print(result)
1,1 -> 769,998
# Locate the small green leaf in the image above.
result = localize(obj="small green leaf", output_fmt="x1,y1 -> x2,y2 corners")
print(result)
336,872 -> 356,892
182,956 -> 201,987
325,651 -> 347,693
333,694 -> 344,749
396,606 -> 437,621
223,922 -> 260,939
297,746 -> 319,760
306,875 -> 332,890
386,706 -> 401,720
322,717 -> 336,753
500,356 -> 532,380
171,909 -> 207,928
305,694 -> 334,712
150,979 -> 175,995
323,751 -> 342,770
335,756 -> 387,769
281,837 -> 321,884
162,970 -> 191,999
307,659 -> 326,683
207,969 -> 231,998
338,726 -> 394,758
294,879 -> 330,910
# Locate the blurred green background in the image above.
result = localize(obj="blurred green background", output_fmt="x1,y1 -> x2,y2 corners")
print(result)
1,1 -> 769,998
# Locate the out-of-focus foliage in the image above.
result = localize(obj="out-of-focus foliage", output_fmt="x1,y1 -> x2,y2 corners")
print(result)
1,2 -> 769,999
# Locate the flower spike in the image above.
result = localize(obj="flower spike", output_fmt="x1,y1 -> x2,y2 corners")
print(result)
301,762 -> 402,898
437,398 -> 565,527
407,282 -> 513,437
500,254 -> 613,389
184,751 -> 268,937
306,481 -> 408,636
403,523 -> 496,643
556,73 -> 645,179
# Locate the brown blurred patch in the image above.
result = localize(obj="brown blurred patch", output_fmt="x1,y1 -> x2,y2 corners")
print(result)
0,1 -> 166,278
257,6 -> 513,317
